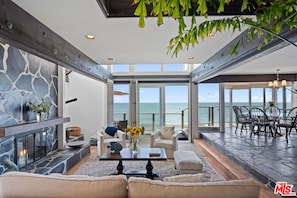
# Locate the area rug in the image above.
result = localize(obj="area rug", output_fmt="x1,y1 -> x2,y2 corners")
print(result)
73,148 -> 218,181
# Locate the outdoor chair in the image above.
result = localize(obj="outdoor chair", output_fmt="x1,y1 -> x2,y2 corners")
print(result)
150,126 -> 178,159
117,120 -> 128,131
232,105 -> 251,134
276,107 -> 297,143
249,107 -> 274,137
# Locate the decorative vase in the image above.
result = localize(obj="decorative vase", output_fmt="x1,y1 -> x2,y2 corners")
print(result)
132,138 -> 139,154
36,112 -> 42,122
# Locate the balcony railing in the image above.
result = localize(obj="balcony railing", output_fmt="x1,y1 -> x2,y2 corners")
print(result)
115,104 -> 292,133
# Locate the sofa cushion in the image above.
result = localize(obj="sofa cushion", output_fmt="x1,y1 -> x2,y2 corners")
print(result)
0,172 -> 127,198
153,139 -> 173,149
163,173 -> 204,183
105,126 -> 118,137
127,177 -> 260,198
160,126 -> 175,140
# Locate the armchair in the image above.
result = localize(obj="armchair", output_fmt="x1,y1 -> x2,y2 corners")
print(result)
97,127 -> 126,156
150,126 -> 177,159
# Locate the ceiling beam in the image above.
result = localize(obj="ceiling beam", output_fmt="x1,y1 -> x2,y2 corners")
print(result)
191,26 -> 297,83
203,74 -> 297,83
0,0 -> 112,82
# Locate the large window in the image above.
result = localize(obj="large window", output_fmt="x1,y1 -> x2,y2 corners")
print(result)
135,64 -> 160,72
112,64 -> 129,72
198,83 -> 219,126
114,84 -> 129,122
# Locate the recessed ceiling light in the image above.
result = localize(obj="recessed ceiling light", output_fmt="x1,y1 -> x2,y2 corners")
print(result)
187,56 -> 194,60
107,57 -> 114,61
85,34 -> 95,40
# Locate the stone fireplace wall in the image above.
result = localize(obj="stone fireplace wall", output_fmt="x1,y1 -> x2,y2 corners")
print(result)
0,42 -> 58,174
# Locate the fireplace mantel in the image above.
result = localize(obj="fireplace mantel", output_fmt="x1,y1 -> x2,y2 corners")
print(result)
0,117 -> 70,137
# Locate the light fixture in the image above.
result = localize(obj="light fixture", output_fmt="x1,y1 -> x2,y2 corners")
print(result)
268,69 -> 287,88
85,34 -> 95,40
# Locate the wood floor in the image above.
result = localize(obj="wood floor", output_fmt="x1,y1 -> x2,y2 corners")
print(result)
66,141 -> 278,198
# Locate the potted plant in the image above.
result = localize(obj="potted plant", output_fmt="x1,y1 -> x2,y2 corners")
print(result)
27,99 -> 52,122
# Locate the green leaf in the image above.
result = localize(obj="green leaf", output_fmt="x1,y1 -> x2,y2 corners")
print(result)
197,0 -> 208,15
241,0 -> 248,12
230,40 -> 240,56
217,0 -> 225,13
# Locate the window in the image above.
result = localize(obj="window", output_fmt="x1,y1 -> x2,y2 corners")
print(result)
135,64 -> 160,72
163,64 -> 186,72
112,64 -> 129,72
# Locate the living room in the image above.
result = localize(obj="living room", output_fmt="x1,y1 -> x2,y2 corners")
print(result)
1,1 -> 297,197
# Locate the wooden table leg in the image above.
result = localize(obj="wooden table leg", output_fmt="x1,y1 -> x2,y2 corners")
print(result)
117,159 -> 124,174
146,160 -> 153,179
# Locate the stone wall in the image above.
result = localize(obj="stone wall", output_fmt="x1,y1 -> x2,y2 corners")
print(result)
0,42 -> 58,174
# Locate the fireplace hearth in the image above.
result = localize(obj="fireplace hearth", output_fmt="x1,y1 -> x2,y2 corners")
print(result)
16,128 -> 56,168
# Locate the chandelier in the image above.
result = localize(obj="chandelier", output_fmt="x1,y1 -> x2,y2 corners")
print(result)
268,69 -> 287,88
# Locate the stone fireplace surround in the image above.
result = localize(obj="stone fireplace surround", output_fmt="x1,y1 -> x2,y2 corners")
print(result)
0,43 -> 90,175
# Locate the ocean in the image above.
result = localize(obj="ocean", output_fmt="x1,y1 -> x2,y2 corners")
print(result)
114,102 -> 291,132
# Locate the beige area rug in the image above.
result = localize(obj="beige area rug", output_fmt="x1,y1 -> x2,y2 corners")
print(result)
73,141 -> 222,181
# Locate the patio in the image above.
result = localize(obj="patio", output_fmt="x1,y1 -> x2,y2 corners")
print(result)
200,127 -> 297,192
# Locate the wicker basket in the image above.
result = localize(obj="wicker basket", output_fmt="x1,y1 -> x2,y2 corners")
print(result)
66,127 -> 81,136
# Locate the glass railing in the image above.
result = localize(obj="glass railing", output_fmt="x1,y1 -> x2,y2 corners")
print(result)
115,103 -> 292,133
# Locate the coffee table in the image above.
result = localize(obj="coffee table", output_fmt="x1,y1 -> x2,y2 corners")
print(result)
100,148 -> 167,179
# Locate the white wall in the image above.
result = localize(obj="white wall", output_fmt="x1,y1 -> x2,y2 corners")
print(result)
64,72 -> 107,142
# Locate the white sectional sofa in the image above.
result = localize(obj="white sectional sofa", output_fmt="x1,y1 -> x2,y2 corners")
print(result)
0,172 -> 261,198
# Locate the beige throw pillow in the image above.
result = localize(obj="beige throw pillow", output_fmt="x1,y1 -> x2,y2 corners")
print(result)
163,173 -> 204,183
160,126 -> 175,139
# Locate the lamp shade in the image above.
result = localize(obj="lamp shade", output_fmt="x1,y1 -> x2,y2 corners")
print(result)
281,80 -> 287,87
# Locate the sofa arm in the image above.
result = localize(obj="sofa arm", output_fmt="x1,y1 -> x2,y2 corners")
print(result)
116,130 -> 126,147
172,132 -> 178,151
97,131 -> 104,156
150,130 -> 161,147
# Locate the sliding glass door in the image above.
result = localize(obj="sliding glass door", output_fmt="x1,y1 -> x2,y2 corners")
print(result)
139,86 -> 162,133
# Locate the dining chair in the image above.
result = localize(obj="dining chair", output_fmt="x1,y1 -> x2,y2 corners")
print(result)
232,105 -> 251,134
276,107 -> 297,143
249,107 -> 274,137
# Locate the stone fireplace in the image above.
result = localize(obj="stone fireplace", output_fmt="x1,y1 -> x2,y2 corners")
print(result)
15,127 -> 56,169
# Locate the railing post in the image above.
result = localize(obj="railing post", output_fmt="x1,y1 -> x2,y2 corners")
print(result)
123,113 -> 126,121
152,113 -> 155,132
181,110 -> 184,129
208,106 -> 214,126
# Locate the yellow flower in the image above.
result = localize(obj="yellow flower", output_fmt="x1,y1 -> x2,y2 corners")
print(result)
126,126 -> 145,138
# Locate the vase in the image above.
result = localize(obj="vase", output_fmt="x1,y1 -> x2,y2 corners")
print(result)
36,113 -> 42,122
132,138 -> 139,154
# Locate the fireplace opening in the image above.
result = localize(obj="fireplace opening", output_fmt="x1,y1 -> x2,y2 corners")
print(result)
15,127 -> 57,168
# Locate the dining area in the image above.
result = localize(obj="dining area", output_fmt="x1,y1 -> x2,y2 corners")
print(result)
232,104 -> 297,143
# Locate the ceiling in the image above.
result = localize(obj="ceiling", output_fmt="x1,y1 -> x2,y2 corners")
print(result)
10,0 -> 297,77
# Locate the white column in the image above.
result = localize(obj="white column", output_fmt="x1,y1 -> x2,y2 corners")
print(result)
57,66 -> 66,150
219,83 -> 225,132
292,82 -> 297,107
189,82 -> 198,141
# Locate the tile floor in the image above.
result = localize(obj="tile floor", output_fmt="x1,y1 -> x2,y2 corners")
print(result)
200,127 -> 297,193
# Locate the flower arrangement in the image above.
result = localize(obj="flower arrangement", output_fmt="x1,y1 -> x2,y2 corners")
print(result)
27,99 -> 52,115
126,126 -> 145,152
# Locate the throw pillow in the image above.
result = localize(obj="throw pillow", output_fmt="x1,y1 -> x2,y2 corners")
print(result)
160,126 -> 175,139
105,126 -> 118,137
163,173 -> 204,183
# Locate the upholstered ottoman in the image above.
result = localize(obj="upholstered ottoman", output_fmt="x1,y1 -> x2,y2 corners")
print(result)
174,151 -> 203,174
